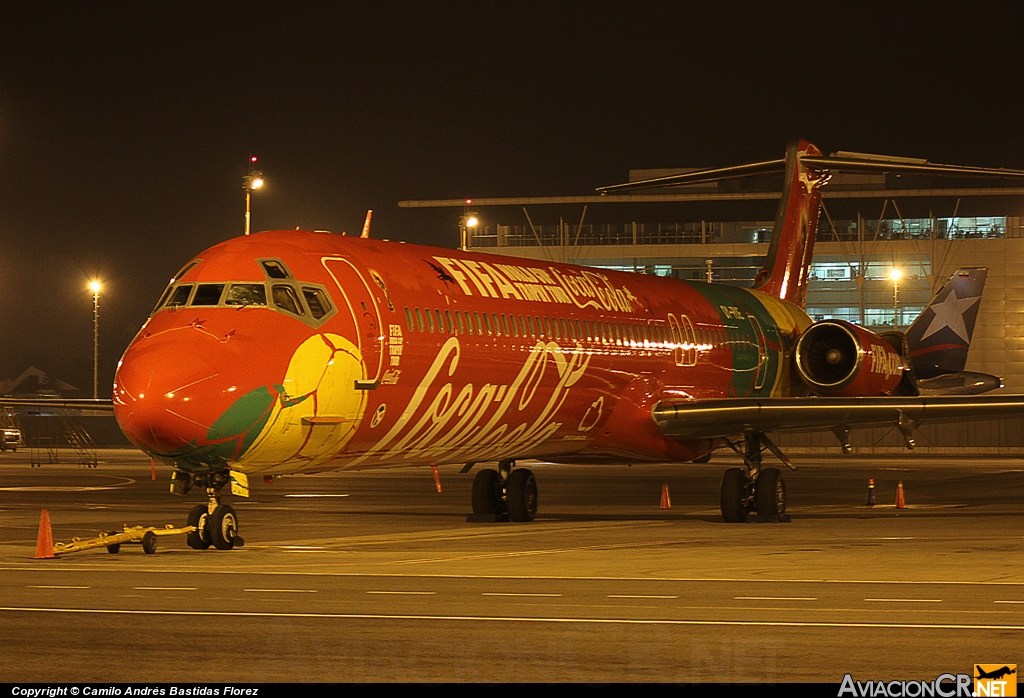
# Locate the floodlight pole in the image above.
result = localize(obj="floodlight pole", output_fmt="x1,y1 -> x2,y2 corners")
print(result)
92,285 -> 100,399
245,188 -> 252,236
242,156 -> 264,236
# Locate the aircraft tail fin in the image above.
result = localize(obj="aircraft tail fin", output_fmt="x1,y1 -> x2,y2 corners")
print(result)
905,268 -> 987,378
751,140 -> 830,307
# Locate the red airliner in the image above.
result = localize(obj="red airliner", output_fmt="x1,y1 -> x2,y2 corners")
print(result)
111,140 -> 1024,549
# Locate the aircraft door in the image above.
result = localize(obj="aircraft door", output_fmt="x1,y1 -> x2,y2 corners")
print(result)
747,314 -> 768,390
667,313 -> 698,367
322,257 -> 385,388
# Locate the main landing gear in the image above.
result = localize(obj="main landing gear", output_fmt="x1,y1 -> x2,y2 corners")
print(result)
719,432 -> 792,524
468,459 -> 538,522
178,470 -> 244,550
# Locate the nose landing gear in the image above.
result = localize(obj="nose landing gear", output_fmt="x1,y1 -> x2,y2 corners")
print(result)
182,471 -> 244,550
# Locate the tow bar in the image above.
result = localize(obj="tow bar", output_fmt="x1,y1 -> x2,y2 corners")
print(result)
53,524 -> 197,556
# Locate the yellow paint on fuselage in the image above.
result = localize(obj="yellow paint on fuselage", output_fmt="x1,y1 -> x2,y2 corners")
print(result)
747,290 -> 813,397
237,333 -> 367,472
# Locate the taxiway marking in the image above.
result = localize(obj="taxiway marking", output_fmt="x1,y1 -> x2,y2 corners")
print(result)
28,585 -> 90,589
134,587 -> 198,591
366,590 -> 436,595
734,596 -> 818,601
607,595 -> 678,599
243,588 -> 318,593
482,592 -> 562,597
864,598 -> 943,603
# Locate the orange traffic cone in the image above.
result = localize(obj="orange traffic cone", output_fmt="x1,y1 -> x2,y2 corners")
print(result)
660,483 -> 672,509
33,510 -> 55,559
430,464 -> 442,493
895,481 -> 906,509
151,458 -> 156,481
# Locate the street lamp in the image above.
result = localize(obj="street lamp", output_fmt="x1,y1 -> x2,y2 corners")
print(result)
460,211 -> 479,251
890,268 -> 902,329
242,156 -> 265,236
88,280 -> 101,399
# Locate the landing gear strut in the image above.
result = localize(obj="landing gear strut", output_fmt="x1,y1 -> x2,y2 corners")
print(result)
719,433 -> 791,523
468,459 -> 538,522
182,470 -> 244,550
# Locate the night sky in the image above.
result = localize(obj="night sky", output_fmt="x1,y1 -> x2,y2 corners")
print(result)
2,2 -> 1023,395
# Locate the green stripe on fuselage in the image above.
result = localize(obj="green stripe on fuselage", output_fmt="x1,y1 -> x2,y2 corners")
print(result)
688,282 -> 782,397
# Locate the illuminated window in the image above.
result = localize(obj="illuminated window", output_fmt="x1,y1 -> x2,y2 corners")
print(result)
415,308 -> 425,332
445,309 -> 455,334
426,309 -> 435,332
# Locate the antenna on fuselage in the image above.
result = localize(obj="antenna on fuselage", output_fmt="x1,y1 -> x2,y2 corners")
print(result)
360,209 -> 373,238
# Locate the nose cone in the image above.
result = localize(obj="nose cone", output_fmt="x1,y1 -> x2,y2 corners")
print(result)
114,335 -> 272,467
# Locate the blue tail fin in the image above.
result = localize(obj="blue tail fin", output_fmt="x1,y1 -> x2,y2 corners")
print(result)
905,268 -> 987,378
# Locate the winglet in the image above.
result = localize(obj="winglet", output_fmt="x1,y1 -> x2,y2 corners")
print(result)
360,210 -> 373,239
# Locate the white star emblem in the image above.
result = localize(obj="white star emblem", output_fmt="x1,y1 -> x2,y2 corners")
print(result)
920,289 -> 981,342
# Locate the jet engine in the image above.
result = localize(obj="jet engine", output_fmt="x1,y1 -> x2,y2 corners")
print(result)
794,320 -> 905,396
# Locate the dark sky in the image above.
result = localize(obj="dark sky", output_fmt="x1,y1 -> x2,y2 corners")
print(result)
2,2 -> 1023,395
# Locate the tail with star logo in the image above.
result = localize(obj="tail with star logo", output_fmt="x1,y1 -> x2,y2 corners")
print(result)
904,268 -> 1001,394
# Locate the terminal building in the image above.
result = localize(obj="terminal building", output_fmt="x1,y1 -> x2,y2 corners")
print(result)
422,168 -> 1024,453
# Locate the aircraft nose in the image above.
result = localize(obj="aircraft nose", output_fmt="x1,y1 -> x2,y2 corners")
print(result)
114,336 -> 248,457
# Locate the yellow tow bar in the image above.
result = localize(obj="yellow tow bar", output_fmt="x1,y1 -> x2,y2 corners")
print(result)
53,524 -> 197,556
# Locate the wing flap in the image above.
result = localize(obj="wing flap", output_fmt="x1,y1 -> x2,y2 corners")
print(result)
653,396 -> 1024,440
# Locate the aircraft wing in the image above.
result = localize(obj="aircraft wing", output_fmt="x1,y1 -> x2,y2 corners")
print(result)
653,395 -> 1024,441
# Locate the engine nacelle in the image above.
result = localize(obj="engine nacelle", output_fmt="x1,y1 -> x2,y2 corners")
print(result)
794,320 -> 905,396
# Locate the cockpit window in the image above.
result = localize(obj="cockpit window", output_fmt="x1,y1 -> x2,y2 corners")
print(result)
302,287 -> 330,319
191,283 -> 225,306
261,260 -> 291,279
225,283 -> 267,307
165,284 -> 193,308
272,285 -> 303,315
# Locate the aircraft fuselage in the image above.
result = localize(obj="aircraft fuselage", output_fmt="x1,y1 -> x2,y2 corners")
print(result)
113,230 -> 812,475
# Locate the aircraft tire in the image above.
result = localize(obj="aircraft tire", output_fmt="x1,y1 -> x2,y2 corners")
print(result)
186,504 -> 212,550
755,468 -> 785,522
471,469 -> 503,515
507,469 -> 538,522
209,505 -> 239,550
720,468 -> 748,523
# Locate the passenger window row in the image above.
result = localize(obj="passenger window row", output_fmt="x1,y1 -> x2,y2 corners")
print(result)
401,306 -> 726,350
